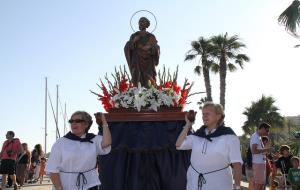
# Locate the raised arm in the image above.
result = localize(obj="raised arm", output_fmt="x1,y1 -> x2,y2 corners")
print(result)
175,122 -> 192,148
176,111 -> 196,148
101,113 -> 112,149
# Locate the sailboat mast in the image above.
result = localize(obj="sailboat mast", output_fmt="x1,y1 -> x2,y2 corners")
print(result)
56,85 -> 59,140
44,77 -> 48,154
64,102 -> 67,135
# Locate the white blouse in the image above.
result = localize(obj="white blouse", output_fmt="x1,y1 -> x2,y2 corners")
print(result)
46,135 -> 111,190
178,132 -> 242,190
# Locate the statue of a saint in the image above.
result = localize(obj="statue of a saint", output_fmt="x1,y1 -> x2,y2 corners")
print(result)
124,17 -> 160,88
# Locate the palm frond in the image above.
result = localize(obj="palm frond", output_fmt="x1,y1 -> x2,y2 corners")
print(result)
235,59 -> 244,69
236,54 -> 250,62
185,54 -> 197,61
194,65 -> 202,75
226,51 -> 235,59
191,41 -> 201,52
205,60 -> 214,68
227,63 -> 237,72
278,0 -> 300,36
210,63 -> 220,73
235,54 -> 250,68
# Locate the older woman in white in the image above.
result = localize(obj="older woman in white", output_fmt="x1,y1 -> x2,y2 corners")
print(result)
46,111 -> 112,190
176,102 -> 242,190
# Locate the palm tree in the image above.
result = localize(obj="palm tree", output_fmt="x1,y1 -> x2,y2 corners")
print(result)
210,33 -> 250,109
242,95 -> 284,136
278,0 -> 300,37
185,37 -> 215,101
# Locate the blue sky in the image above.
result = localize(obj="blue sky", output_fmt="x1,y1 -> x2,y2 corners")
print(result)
0,0 -> 299,153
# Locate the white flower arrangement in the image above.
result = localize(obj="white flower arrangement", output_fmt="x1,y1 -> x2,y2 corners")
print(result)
91,65 -> 196,112
111,83 -> 181,112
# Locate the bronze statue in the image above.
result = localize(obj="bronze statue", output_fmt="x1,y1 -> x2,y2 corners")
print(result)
124,17 -> 160,88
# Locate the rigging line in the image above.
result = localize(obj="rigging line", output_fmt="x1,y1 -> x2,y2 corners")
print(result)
58,96 -> 68,134
58,96 -> 67,120
48,91 -> 61,138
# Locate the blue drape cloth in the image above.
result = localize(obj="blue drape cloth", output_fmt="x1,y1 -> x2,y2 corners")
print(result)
98,120 -> 191,190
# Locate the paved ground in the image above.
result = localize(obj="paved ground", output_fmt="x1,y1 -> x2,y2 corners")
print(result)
2,178 -> 268,190
4,176 -> 52,190
6,184 -> 52,190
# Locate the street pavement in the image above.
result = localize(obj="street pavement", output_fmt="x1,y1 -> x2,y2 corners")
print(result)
5,176 -> 52,190
2,178 -> 268,190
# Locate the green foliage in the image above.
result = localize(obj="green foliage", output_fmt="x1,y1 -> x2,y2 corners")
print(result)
184,33 -> 250,108
278,0 -> 300,37
209,32 -> 250,109
242,95 -> 284,136
157,65 -> 179,86
197,97 -> 209,110
209,33 -> 250,72
184,37 -> 215,101
239,135 -> 250,160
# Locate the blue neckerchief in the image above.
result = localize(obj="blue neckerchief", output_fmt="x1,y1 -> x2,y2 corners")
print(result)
193,124 -> 236,141
64,132 -> 96,143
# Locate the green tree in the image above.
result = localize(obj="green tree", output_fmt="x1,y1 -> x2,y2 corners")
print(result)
242,95 -> 284,136
185,37 -> 215,101
278,0 -> 300,37
210,33 -> 250,109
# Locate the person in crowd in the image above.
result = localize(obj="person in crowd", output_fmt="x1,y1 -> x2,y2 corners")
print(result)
27,162 -> 35,183
30,144 -> 44,183
38,157 -> 46,184
261,136 -> 272,189
16,143 -> 31,187
46,111 -> 112,190
176,102 -> 243,190
0,131 -> 22,190
269,149 -> 282,190
250,122 -> 271,190
6,176 -> 13,188
276,145 -> 293,175
274,145 -> 293,189
288,156 -> 300,190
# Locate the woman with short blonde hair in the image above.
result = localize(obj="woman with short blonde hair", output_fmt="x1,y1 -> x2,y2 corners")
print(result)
176,102 -> 242,190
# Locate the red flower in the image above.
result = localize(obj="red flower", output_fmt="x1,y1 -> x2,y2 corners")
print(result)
99,81 -> 113,111
158,85 -> 163,90
119,78 -> 129,92
178,89 -> 188,106
172,83 -> 181,94
164,81 -> 172,88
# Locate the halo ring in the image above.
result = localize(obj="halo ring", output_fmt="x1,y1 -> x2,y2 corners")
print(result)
130,10 -> 157,33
